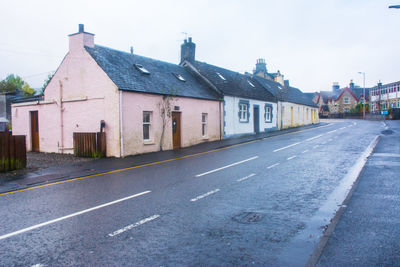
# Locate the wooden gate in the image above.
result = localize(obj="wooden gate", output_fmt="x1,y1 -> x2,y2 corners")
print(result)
0,132 -> 26,172
73,132 -> 106,158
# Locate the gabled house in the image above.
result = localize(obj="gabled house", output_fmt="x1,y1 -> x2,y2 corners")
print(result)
180,38 -> 278,137
12,25 -> 222,157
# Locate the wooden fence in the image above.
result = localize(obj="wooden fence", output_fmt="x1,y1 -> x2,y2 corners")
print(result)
73,132 -> 106,158
0,132 -> 26,172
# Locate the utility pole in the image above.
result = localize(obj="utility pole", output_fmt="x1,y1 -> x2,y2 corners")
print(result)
358,72 -> 366,119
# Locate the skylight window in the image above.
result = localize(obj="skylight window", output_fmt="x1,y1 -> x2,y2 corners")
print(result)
173,73 -> 186,82
216,72 -> 226,81
134,64 -> 150,75
247,80 -> 255,87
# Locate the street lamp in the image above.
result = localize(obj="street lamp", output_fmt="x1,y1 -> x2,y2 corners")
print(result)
358,72 -> 366,119
389,5 -> 400,8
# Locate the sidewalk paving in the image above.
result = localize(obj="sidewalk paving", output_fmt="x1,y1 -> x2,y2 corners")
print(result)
316,120 -> 400,266
0,122 -> 327,194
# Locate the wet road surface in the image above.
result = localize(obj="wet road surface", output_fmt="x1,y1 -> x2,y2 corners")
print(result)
0,120 -> 384,266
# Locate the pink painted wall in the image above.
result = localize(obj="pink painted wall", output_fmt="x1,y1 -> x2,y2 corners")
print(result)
12,32 -> 121,157
121,91 -> 221,156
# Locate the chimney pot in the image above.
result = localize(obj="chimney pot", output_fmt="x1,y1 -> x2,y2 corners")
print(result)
79,24 -> 84,33
188,37 -> 192,42
130,46 -> 133,54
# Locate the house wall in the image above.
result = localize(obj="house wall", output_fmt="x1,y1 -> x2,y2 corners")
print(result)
336,90 -> 357,113
121,91 -> 221,156
279,102 -> 319,129
223,95 -> 277,137
12,40 -> 121,157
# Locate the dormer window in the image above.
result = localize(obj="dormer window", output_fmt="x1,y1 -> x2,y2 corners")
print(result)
216,72 -> 226,81
173,73 -> 186,82
247,80 -> 255,87
134,64 -> 150,75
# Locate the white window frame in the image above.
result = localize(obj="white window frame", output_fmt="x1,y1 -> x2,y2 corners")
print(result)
265,106 -> 271,122
202,113 -> 207,138
239,103 -> 248,122
143,111 -> 152,141
344,97 -> 349,104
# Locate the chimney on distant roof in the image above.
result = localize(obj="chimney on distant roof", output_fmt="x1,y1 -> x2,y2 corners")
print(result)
180,37 -> 196,64
254,58 -> 267,75
68,24 -> 95,53
332,82 -> 340,92
349,80 -> 355,89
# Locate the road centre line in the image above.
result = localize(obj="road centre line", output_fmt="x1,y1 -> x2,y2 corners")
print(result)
287,156 -> 297,160
195,156 -> 258,177
237,173 -> 256,182
108,214 -> 160,237
301,150 -> 309,154
306,134 -> 323,141
339,126 -> 346,130
313,145 -> 319,149
190,189 -> 220,202
0,191 -> 151,241
327,129 -> 337,134
267,163 -> 280,169
273,142 -> 301,152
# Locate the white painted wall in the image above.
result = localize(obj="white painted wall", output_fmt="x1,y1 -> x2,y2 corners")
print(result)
224,95 -> 277,137
279,101 -> 319,129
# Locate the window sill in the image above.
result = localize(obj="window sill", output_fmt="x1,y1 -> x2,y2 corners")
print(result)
202,136 -> 209,140
143,140 -> 155,145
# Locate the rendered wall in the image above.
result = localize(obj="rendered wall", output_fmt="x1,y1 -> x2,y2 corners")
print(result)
279,102 -> 319,129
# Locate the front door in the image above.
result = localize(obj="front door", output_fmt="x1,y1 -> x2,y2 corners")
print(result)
30,111 -> 39,152
172,112 -> 181,149
253,105 -> 260,133
290,107 -> 293,127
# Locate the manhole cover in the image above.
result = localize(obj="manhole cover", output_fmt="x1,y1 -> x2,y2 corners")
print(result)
381,129 -> 394,135
232,211 -> 266,224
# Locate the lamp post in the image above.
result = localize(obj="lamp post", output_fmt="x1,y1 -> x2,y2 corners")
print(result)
358,72 -> 366,119
389,5 -> 400,8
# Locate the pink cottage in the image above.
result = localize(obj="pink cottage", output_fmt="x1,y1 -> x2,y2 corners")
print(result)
12,25 -> 223,157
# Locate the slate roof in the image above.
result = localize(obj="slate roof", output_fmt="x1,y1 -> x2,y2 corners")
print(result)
85,45 -> 221,101
188,61 -> 277,102
253,76 -> 317,107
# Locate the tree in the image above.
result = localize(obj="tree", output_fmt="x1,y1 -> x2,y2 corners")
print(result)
0,74 -> 35,96
157,88 -> 179,151
40,73 -> 54,94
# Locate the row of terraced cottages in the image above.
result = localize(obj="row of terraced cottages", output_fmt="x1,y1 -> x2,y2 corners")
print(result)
12,25 -> 319,157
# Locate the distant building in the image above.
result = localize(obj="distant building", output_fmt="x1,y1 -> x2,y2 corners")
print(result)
370,81 -> 400,113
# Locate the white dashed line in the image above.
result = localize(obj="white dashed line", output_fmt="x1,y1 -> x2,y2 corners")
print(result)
313,145 -> 319,149
327,129 -> 337,134
108,215 -> 160,237
301,150 -> 309,154
287,156 -> 297,160
273,142 -> 301,152
306,134 -> 323,141
339,127 -> 346,130
321,141 -> 327,145
328,139 -> 333,142
190,189 -> 220,202
0,191 -> 151,241
237,173 -> 256,182
195,156 -> 258,177
267,163 -> 280,169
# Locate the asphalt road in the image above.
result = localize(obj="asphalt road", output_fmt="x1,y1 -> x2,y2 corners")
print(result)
0,119 -> 384,266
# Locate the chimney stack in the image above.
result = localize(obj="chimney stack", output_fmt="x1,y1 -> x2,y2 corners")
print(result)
254,58 -> 267,75
68,24 -> 95,53
180,37 -> 196,64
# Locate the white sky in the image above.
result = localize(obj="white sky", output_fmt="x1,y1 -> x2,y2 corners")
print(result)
0,0 -> 399,92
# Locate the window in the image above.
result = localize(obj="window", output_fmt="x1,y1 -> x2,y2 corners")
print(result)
202,113 -> 207,137
344,97 -> 349,104
216,72 -> 226,81
143,111 -> 152,140
134,64 -> 150,75
247,80 -> 255,87
238,100 -> 249,122
264,104 -> 273,122
173,73 -> 186,82
345,108 -> 350,113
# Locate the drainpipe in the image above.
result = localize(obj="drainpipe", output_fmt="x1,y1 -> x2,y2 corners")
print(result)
119,90 -> 124,157
219,100 -> 222,140
59,80 -> 64,153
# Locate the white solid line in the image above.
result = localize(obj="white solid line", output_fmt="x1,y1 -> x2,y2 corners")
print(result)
0,191 -> 151,241
306,134 -> 323,141
267,163 -> 280,169
108,215 -> 160,237
287,156 -> 297,160
301,150 -> 309,154
327,129 -> 337,134
190,189 -> 220,202
273,142 -> 301,152
195,156 -> 258,177
237,173 -> 256,182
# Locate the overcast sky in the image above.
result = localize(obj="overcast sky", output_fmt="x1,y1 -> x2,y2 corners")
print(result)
1,0 -> 399,92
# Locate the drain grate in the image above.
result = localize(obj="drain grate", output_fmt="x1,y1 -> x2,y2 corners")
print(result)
232,211 -> 266,224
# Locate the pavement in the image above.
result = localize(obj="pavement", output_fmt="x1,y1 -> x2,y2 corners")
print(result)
0,122 -> 327,195
313,119 -> 400,266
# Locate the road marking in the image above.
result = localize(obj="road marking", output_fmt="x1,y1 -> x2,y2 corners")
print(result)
273,142 -> 301,152
321,141 -> 327,145
263,123 -> 332,141
267,163 -> 280,169
287,156 -> 297,160
339,126 -> 346,130
195,156 -> 258,177
301,150 -> 309,154
0,191 -> 151,241
306,134 -> 323,141
313,145 -> 319,149
327,129 -> 337,134
237,173 -> 256,182
328,139 -> 333,142
190,189 -> 220,202
348,125 -> 353,127
108,215 -> 160,237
